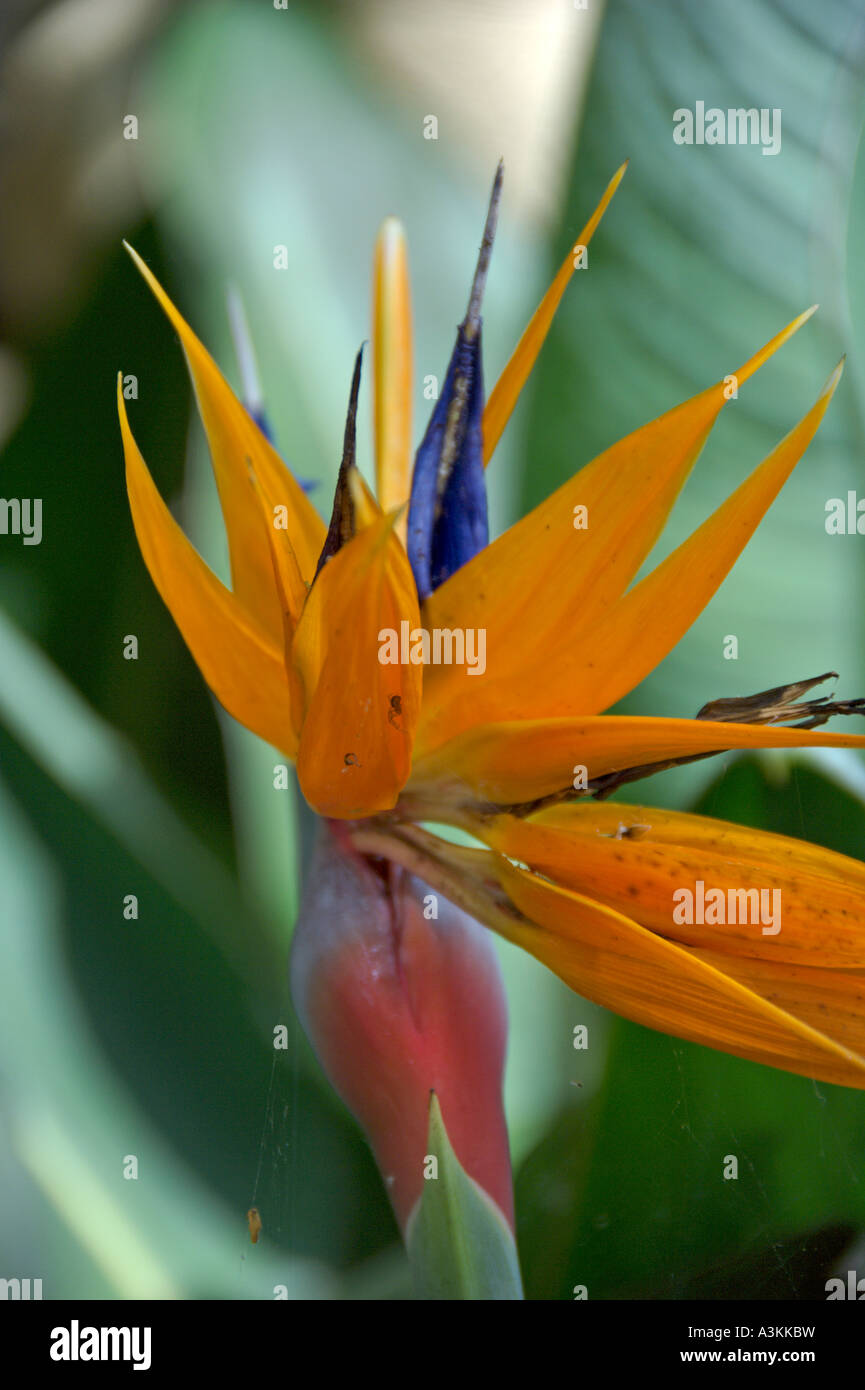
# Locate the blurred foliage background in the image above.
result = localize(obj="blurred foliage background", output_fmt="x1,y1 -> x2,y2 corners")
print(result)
1,0 -> 865,1300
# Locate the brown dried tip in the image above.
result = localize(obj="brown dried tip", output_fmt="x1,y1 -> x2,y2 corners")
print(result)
464,159 -> 504,336
504,671 -> 865,813
315,346 -> 365,576
696,672 -> 865,730
589,672 -> 865,800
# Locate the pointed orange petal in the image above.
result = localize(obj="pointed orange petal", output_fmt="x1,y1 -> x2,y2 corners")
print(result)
479,801 -> 865,967
570,360 -> 843,714
119,380 -> 297,755
348,465 -> 382,528
292,511 -> 421,817
411,713 -> 865,805
124,244 -> 325,640
246,465 -> 309,746
690,949 -> 865,1060
489,860 -> 865,1090
246,465 -> 309,626
372,218 -> 413,530
417,314 -> 819,755
482,162 -> 628,464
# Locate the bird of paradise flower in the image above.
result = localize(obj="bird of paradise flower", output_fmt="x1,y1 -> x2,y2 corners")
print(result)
117,159 -> 865,1156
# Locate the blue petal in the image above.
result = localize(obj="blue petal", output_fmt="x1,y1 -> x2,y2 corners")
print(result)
246,402 -> 273,442
407,326 -> 488,599
406,162 -> 503,599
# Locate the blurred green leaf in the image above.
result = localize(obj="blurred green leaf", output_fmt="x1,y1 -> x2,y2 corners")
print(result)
0,769 -> 339,1298
0,607 -> 273,987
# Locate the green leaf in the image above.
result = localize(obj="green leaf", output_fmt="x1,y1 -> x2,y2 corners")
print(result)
526,0 -> 865,806
0,607 -> 275,988
0,765 -> 340,1299
406,1093 -> 523,1300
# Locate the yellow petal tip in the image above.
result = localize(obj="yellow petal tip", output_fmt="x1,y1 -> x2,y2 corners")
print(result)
482,162 -> 626,465
735,305 -> 819,387
372,217 -> 413,524
377,216 -> 406,247
823,357 -> 845,396
610,159 -> 629,188
122,240 -> 146,272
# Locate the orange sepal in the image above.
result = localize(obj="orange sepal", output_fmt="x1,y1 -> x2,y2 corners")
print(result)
411,712 -> 865,805
564,360 -> 845,714
417,312 -> 820,755
483,162 -> 628,464
487,856 -> 865,1090
119,379 -> 297,756
292,512 -> 422,817
479,801 -> 865,968
124,243 -> 325,641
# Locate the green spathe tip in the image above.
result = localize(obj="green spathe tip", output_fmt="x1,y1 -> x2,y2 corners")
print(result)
405,1092 -> 523,1302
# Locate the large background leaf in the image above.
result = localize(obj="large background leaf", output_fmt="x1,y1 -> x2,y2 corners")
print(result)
526,0 -> 865,806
